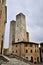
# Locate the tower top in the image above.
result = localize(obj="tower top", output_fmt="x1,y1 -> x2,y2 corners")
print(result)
11,20 -> 16,24
16,13 -> 25,17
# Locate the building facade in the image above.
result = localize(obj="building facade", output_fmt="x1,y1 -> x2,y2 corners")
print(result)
40,43 -> 43,62
12,42 -> 40,63
0,0 -> 7,54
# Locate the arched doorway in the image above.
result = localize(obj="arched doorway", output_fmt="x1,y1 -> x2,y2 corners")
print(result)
31,56 -> 33,62
37,57 -> 39,62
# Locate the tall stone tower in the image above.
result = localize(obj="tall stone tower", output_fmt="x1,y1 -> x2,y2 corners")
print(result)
8,20 -> 16,54
15,13 -> 27,42
0,0 -> 7,54
3,20 -> 16,55
10,20 -> 16,43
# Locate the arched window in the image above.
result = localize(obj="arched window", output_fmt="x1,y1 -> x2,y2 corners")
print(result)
26,50 -> 28,53
26,57 -> 28,59
37,57 -> 39,62
31,56 -> 33,62
31,50 -> 32,53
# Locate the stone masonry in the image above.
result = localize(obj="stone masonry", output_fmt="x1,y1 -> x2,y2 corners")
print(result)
0,0 -> 7,54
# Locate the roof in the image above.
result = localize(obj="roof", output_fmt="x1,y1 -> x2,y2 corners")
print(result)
40,42 -> 43,45
16,13 -> 25,17
12,41 -> 39,45
11,20 -> 16,23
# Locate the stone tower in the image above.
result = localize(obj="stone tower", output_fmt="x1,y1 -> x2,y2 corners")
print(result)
0,0 -> 7,54
15,13 -> 27,42
3,20 -> 16,55
10,20 -> 16,43
8,20 -> 16,54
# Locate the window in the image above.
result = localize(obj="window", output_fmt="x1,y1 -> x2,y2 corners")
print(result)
30,44 -> 32,47
16,45 -> 17,47
34,58 -> 36,60
31,50 -> 32,53
18,39 -> 19,41
26,57 -> 28,59
17,24 -> 18,27
37,57 -> 39,62
25,44 -> 28,47
16,50 -> 17,53
35,49 -> 36,53
2,35 -> 4,39
12,51 -> 14,53
31,56 -> 33,62
4,21 -> 6,25
26,50 -> 28,53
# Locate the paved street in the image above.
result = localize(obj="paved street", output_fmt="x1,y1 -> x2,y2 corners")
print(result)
1,58 -> 30,65
31,63 -> 43,65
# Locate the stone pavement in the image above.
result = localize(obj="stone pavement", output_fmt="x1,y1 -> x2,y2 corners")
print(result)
30,63 -> 43,65
1,58 -> 30,65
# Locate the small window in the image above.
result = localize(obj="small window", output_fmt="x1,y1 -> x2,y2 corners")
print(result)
30,44 -> 32,47
25,44 -> 28,47
16,45 -> 17,47
16,50 -> 17,53
12,51 -> 14,53
37,57 -> 39,62
2,35 -> 3,38
31,50 -> 32,53
26,57 -> 28,59
26,50 -> 28,53
17,24 -> 18,27
18,39 -> 19,41
31,56 -> 33,62
4,21 -> 6,25
34,58 -> 36,60
35,49 -> 36,53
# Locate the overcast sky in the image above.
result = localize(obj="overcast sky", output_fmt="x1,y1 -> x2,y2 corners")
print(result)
4,0 -> 43,48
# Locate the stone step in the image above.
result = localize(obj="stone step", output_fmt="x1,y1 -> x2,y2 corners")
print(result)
0,54 -> 10,62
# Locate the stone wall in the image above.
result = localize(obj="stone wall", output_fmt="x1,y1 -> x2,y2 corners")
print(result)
15,13 -> 27,42
12,42 -> 40,63
0,0 -> 7,54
